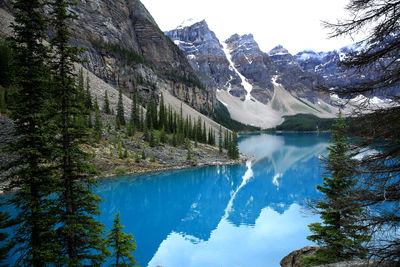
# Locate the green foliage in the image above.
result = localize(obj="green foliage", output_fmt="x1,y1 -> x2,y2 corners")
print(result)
135,153 -> 140,163
274,114 -> 336,131
4,0 -> 61,265
185,138 -> 192,160
141,149 -> 146,160
218,126 -> 223,153
150,153 -> 156,163
165,71 -> 204,89
114,166 -> 127,176
94,109 -> 103,142
104,90 -> 111,114
116,88 -> 126,126
92,40 -> 145,66
231,131 -> 239,160
212,101 -> 259,131
85,72 -> 93,111
303,111 -> 370,266
149,130 -> 156,147
50,0 -> 109,264
107,212 -> 136,267
0,38 -> 15,88
0,87 -> 6,114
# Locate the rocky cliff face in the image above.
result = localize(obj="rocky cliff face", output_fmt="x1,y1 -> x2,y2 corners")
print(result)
1,0 -> 214,112
166,20 -> 338,128
268,45 -> 329,103
165,20 -> 245,98
224,34 -> 275,103
294,42 -> 400,99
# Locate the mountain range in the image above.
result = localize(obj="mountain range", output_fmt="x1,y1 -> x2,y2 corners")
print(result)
1,0 -> 397,130
165,19 -> 339,128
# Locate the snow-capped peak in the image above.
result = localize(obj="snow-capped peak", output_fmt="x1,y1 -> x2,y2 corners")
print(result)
177,18 -> 205,29
269,45 -> 290,56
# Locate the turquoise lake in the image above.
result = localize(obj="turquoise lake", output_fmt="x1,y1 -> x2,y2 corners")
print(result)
1,132 -> 330,266
96,132 -> 329,267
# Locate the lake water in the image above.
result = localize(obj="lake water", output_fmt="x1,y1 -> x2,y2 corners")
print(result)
96,132 -> 330,267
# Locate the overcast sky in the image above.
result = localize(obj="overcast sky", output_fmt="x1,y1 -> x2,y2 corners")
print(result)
141,0 -> 356,54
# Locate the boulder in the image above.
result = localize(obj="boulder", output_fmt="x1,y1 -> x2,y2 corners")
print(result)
280,246 -> 318,267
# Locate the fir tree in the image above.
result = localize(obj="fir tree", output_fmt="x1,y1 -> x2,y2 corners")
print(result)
186,138 -> 192,161
107,212 -> 136,267
160,127 -> 166,143
141,149 -> 146,160
85,72 -> 93,111
219,126 -> 223,153
94,108 -> 103,142
0,88 -> 6,114
303,111 -> 370,266
104,90 -> 111,114
132,91 -> 139,128
149,130 -> 156,147
159,95 -> 166,130
135,153 -> 140,163
4,0 -> 60,265
231,131 -> 239,160
116,88 -> 126,126
50,0 -> 109,264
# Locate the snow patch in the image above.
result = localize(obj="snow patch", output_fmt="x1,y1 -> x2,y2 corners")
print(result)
222,41 -> 253,101
177,18 -> 205,29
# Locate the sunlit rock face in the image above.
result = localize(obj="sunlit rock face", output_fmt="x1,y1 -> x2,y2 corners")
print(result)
1,0 -> 215,111
165,20 -> 246,98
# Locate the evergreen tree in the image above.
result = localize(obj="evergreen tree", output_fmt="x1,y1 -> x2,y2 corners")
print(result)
223,131 -> 229,149
128,94 -> 136,137
50,0 -> 109,264
231,131 -> 239,160
94,108 -> 103,142
132,91 -> 139,128
149,130 -> 156,147
202,122 -> 207,143
0,38 -> 15,88
139,107 -> 144,132
159,94 -> 166,130
141,149 -> 146,160
219,126 -> 223,153
172,133 -> 177,147
116,88 -> 126,126
303,111 -> 370,266
4,0 -> 60,265
85,72 -> 93,111
107,212 -> 136,267
104,90 -> 111,114
135,153 -> 140,163
160,127 -> 166,143
150,153 -> 156,163
0,88 -> 6,114
186,138 -> 192,161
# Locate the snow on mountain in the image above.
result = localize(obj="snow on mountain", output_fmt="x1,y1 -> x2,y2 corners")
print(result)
166,19 -> 338,128
177,18 -> 205,29
222,41 -> 253,101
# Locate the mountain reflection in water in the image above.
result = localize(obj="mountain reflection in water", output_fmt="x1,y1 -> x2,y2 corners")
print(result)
95,132 -> 330,267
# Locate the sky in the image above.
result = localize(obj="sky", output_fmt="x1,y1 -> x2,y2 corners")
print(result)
141,0 -> 357,55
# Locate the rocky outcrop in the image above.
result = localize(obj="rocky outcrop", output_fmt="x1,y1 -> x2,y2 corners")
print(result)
280,246 -> 318,267
225,34 -> 275,103
165,20 -> 244,96
1,0 -> 214,112
268,45 -> 329,104
280,246 -> 393,267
